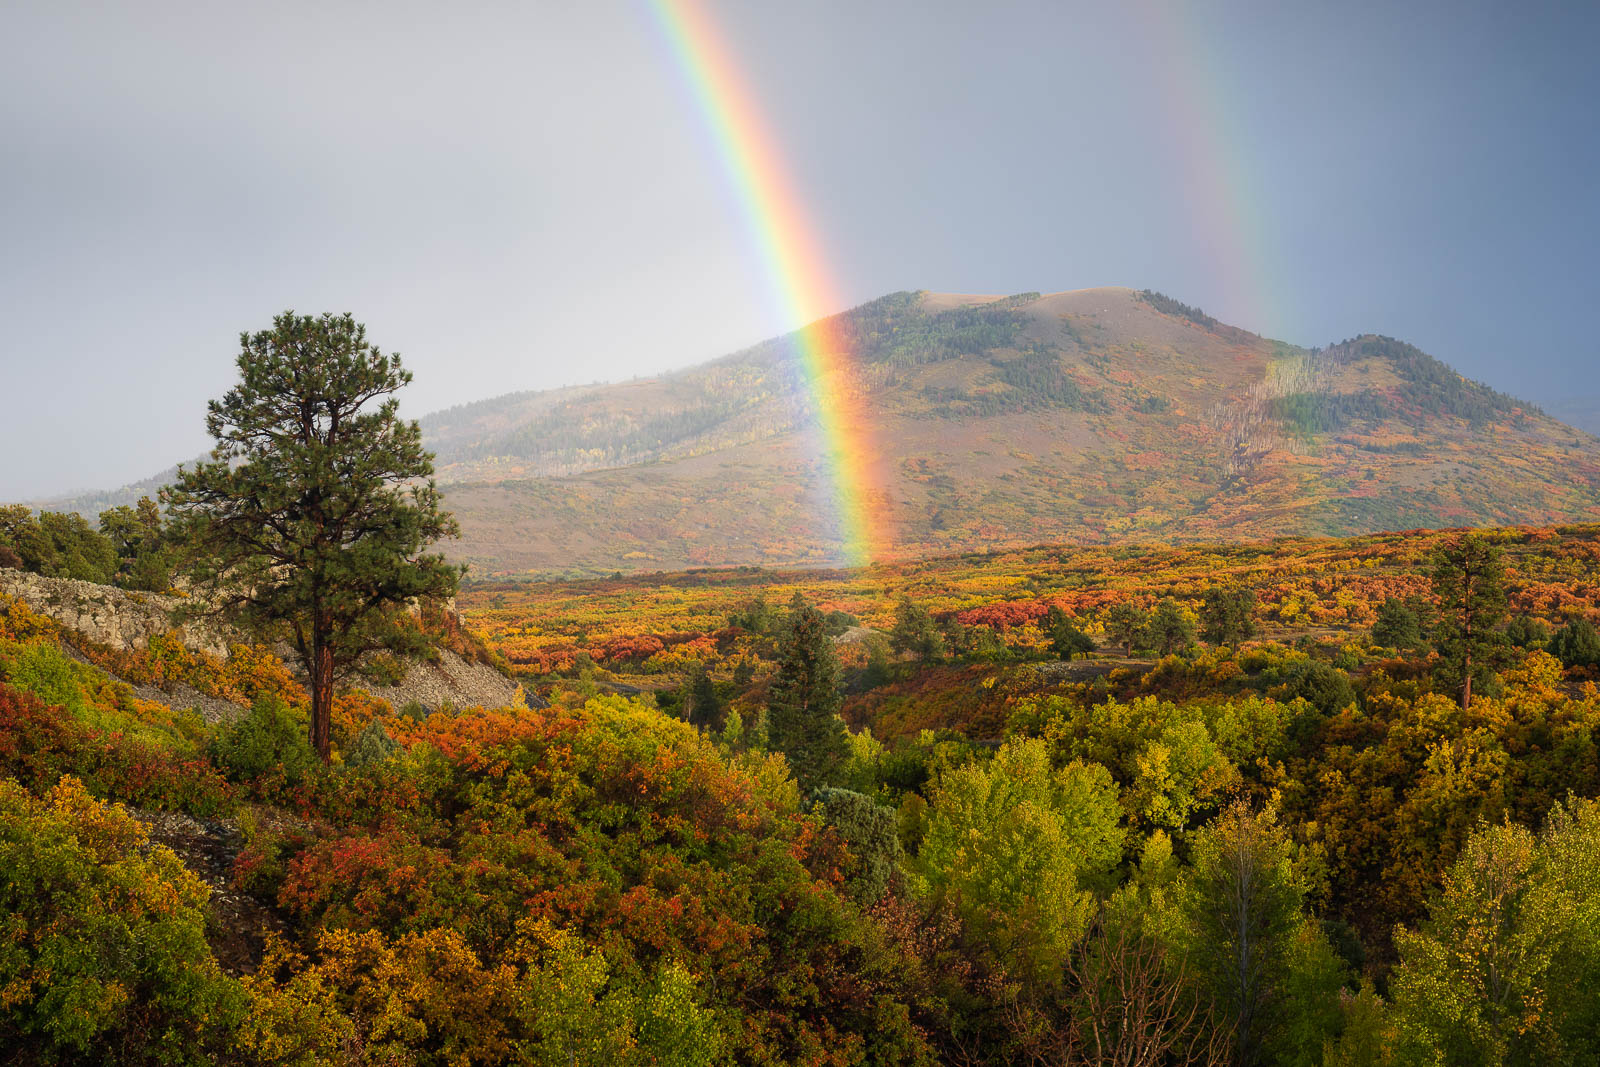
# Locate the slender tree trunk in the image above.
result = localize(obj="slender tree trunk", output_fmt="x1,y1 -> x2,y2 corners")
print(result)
1461,573 -> 1474,709
311,613 -> 333,760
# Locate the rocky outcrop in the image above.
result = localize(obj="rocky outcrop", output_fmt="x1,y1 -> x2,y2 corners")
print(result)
0,569 -> 233,657
359,653 -> 521,713
0,568 -> 519,713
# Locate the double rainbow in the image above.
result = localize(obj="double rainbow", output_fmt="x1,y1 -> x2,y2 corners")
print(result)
646,0 -> 880,567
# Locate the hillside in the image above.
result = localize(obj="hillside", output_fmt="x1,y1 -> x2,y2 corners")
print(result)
434,288 -> 1600,574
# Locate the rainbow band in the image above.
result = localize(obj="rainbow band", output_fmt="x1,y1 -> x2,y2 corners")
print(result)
646,0 -> 878,566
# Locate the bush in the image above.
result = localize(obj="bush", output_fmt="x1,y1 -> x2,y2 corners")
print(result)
0,776 -> 244,1059
813,787 -> 902,904
1550,619 -> 1600,670
1268,658 -> 1356,716
1505,616 -> 1551,650
0,682 -> 232,816
210,692 -> 317,787
345,719 -> 401,767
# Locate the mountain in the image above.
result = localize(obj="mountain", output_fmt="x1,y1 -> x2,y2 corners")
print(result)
31,288 -> 1600,576
432,288 -> 1600,574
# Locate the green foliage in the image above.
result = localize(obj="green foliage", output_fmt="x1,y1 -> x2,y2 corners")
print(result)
889,595 -> 944,661
1371,597 -> 1426,651
164,311 -> 462,759
1550,617 -> 1600,669
1504,615 -> 1551,651
916,737 -> 1123,981
0,776 -> 244,1061
345,719 -> 401,768
766,594 -> 849,789
1046,605 -> 1096,659
1139,289 -> 1220,330
0,505 -> 119,584
1200,586 -> 1258,646
727,593 -> 780,635
1167,802 -> 1340,1065
3,638 -> 90,716
682,664 -> 724,730
1267,658 -> 1356,717
1105,600 -> 1148,656
1324,334 -> 1529,426
1146,597 -> 1197,657
1390,799 -> 1600,1064
209,692 -> 316,786
1432,534 -> 1510,707
814,787 -> 902,905
97,497 -> 174,592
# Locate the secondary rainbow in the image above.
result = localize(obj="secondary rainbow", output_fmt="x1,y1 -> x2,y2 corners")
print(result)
645,0 -> 880,566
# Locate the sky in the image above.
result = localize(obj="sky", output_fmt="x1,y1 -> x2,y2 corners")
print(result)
2,0 -> 1596,500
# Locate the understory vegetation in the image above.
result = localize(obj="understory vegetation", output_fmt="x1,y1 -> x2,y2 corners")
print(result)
4,523 -> 1600,1063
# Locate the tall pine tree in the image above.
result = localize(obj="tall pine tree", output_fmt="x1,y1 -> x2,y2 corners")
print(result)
164,312 -> 461,759
767,593 -> 848,789
1431,534 -> 1508,709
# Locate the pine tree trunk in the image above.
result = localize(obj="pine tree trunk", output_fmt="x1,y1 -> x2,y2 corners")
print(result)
311,618 -> 333,760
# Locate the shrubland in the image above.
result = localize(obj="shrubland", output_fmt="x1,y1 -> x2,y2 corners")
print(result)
3,523 -> 1600,1062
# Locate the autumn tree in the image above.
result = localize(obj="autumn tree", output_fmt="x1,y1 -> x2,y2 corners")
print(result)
1390,799 -> 1600,1063
1431,534 -> 1509,709
917,738 -> 1123,982
1200,587 -> 1257,647
767,593 -> 848,789
164,312 -> 461,759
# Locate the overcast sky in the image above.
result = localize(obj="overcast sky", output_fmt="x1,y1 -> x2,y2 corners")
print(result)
2,0 -> 1596,500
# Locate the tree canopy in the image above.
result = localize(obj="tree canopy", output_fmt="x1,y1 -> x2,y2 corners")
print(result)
164,312 -> 460,758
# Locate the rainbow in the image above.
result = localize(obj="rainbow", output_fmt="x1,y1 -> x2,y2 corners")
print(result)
645,0 -> 881,567
1132,0 -> 1289,341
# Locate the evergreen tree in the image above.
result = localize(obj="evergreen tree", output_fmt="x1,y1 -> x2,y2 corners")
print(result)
1431,534 -> 1509,709
1371,597 -> 1425,651
164,312 -> 461,759
684,664 -> 724,731
98,496 -> 173,592
1105,601 -> 1148,657
888,595 -> 944,661
1147,598 -> 1197,657
1200,586 -> 1258,646
1550,618 -> 1600,670
767,593 -> 848,789
1505,615 -> 1552,651
1045,605 -> 1096,659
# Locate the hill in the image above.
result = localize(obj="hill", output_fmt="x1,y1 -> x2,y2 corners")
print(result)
433,287 -> 1600,574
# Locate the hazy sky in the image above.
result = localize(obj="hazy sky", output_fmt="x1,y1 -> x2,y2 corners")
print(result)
2,0 -> 1596,500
